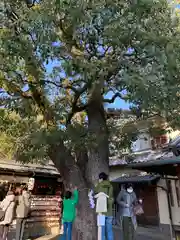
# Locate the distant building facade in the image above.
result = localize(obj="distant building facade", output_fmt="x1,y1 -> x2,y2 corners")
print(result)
108,109 -> 180,237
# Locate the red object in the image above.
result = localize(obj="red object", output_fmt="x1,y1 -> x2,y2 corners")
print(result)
151,135 -> 168,149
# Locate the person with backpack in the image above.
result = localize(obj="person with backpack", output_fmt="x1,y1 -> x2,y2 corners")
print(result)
95,172 -> 114,240
62,186 -> 78,240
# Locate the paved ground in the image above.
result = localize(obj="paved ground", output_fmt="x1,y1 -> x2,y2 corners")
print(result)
8,226 -> 170,240
114,226 -> 170,240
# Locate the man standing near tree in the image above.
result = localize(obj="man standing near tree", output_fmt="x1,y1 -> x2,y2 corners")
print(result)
15,184 -> 31,240
95,172 -> 114,240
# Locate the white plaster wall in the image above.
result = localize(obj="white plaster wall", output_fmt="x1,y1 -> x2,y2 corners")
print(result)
168,130 -> 180,140
131,132 -> 151,152
157,179 -> 171,225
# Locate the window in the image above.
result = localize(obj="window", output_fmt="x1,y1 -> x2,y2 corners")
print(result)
151,135 -> 168,149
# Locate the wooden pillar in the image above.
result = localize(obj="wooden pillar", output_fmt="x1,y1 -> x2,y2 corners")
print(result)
176,166 -> 180,180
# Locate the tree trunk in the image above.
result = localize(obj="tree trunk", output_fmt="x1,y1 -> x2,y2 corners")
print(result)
86,100 -> 109,184
49,140 -> 97,240
48,98 -> 110,239
75,146 -> 89,183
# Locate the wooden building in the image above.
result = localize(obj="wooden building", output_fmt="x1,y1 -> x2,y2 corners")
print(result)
130,156 -> 180,240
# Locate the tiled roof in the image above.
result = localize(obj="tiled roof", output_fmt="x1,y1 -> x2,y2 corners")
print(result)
112,174 -> 160,183
133,150 -> 174,163
0,159 -> 60,175
109,156 -> 128,166
109,150 -> 174,166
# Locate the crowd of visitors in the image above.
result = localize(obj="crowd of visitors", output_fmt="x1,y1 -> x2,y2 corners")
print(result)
0,183 -> 30,240
61,172 -> 143,240
0,172 -> 143,240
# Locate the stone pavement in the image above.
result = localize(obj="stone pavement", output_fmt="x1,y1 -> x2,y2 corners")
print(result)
60,226 -> 169,240
8,226 -> 170,240
114,226 -> 170,240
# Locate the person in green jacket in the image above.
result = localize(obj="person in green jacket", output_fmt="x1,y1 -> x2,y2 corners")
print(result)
95,172 -> 114,240
62,187 -> 78,240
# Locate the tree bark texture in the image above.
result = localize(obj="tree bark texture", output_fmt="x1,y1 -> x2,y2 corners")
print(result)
48,100 -> 109,239
49,140 -> 97,240
86,100 -> 109,184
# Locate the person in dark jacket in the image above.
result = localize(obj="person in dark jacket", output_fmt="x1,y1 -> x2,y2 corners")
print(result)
116,183 -> 137,240
95,172 -> 114,240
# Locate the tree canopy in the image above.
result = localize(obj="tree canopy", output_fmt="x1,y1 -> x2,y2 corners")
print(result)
0,0 -> 180,160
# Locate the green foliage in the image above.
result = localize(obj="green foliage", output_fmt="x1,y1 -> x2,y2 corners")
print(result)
0,108 -> 49,161
1,0 -> 180,161
108,114 -> 138,157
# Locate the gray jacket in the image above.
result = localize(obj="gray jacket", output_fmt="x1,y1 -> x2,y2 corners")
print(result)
116,189 -> 137,217
116,189 -> 138,229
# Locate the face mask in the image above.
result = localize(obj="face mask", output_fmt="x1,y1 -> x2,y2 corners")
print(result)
127,188 -> 133,193
99,179 -> 103,183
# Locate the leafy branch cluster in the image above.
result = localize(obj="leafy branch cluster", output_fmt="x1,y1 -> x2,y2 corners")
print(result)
0,0 -> 180,163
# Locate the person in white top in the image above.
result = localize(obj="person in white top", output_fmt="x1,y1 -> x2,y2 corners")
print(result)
0,190 -> 16,240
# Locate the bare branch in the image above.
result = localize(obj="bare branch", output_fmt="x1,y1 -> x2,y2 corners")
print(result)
40,80 -> 79,93
66,82 -> 91,125
7,86 -> 31,99
99,46 -> 111,59
103,92 -> 127,103
66,104 -> 87,127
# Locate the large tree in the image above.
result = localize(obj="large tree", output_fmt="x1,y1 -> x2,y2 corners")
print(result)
1,0 -> 180,238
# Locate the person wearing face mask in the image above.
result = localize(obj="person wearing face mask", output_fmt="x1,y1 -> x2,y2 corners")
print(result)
116,183 -> 137,240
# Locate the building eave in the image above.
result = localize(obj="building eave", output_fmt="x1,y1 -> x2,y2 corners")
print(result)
111,174 -> 160,184
129,156 -> 180,176
0,159 -> 60,176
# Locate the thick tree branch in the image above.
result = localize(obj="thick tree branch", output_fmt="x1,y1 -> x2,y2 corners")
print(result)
54,18 -> 84,57
66,104 -> 87,127
40,80 -> 78,93
0,78 -> 32,99
66,82 -> 91,125
103,92 -> 127,103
